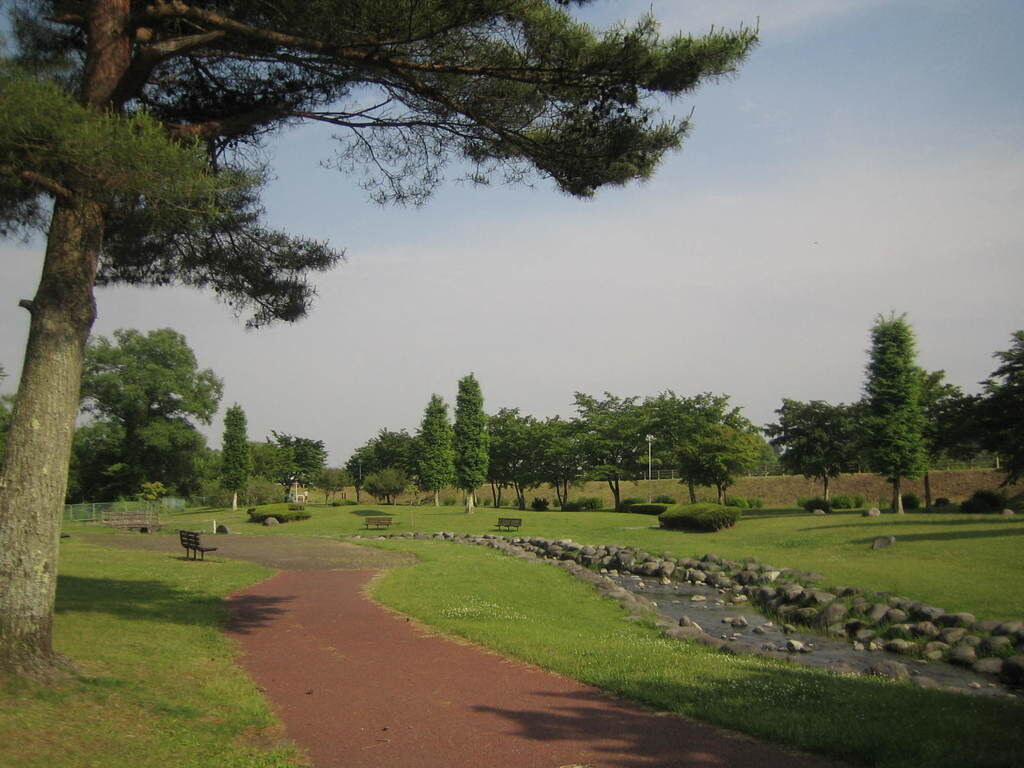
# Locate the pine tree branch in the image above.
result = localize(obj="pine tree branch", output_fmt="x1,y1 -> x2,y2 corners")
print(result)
0,166 -> 73,200
112,30 -> 226,107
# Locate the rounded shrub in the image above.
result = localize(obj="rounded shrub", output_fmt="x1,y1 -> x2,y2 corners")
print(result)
725,496 -> 749,509
627,503 -> 668,515
901,492 -> 920,510
652,495 -> 677,505
831,493 -> 867,509
658,503 -> 740,532
531,497 -> 550,511
798,497 -> 832,513
960,489 -> 1007,514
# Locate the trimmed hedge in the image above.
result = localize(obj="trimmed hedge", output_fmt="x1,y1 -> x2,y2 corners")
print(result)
627,503 -> 668,515
658,503 -> 740,532
247,509 -> 311,523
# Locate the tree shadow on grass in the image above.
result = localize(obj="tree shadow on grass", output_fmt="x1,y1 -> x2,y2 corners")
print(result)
349,508 -> 396,517
800,517 -> 1023,534
55,575 -> 290,632
849,528 -> 1024,545
469,670 -> 1020,768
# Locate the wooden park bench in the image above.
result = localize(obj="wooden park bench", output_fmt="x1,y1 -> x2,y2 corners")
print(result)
496,517 -> 522,532
178,530 -> 218,560
364,517 -> 394,530
102,506 -> 162,533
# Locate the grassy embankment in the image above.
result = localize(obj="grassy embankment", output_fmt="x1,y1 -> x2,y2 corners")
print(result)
146,501 -> 1024,619
0,539 -> 301,768
369,538 -> 1024,768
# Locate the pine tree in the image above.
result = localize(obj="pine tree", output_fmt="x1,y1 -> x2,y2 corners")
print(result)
453,374 -> 489,513
864,314 -> 926,513
221,404 -> 250,511
417,395 -> 456,507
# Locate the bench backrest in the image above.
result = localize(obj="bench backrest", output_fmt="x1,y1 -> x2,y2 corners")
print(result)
497,517 -> 522,524
179,530 -> 202,547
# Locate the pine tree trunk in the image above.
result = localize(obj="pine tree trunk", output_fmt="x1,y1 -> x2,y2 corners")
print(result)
923,472 -> 932,509
465,490 -> 475,514
0,199 -> 103,676
823,476 -> 830,502
687,481 -> 697,504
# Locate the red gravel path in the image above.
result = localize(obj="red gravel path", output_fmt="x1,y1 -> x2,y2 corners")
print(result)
227,569 -> 840,768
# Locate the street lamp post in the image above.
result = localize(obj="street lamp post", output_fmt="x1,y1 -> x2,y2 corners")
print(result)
646,434 -> 656,502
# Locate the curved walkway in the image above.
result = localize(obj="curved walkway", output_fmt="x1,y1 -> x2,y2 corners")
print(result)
89,534 -> 841,767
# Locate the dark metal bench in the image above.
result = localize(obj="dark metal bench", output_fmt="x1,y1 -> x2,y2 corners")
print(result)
496,517 -> 522,532
178,530 -> 218,560
365,517 -> 394,529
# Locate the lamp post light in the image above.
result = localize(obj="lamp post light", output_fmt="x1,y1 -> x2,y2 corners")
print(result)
646,434 -> 656,502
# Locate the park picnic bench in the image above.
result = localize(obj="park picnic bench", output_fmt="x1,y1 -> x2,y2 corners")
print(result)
178,530 -> 218,560
496,517 -> 522,532
364,517 -> 394,530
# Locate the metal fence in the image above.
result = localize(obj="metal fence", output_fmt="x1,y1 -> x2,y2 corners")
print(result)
63,500 -> 164,523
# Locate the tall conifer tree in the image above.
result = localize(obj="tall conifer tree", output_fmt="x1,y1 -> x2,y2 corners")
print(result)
221,404 -> 250,511
863,314 -> 926,513
453,374 -> 488,513
417,395 -> 456,507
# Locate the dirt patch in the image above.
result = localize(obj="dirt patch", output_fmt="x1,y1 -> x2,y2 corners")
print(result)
79,532 -> 414,571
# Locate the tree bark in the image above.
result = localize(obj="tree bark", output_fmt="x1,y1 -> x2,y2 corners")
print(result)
923,471 -> 932,509
465,489 -> 475,514
822,475 -> 830,502
231,491 -> 238,511
0,199 -> 103,676
607,478 -> 620,511
687,480 -> 697,504
433,489 -> 439,507
892,476 -> 904,514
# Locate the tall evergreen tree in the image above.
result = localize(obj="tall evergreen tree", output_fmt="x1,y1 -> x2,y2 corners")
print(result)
220,404 -> 250,511
416,395 -> 455,507
453,374 -> 489,513
863,314 -> 926,513
0,0 -> 756,676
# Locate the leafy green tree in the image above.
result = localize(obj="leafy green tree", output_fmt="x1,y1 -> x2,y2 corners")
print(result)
71,328 -> 222,501
488,408 -> 542,510
917,369 -> 971,507
416,395 -> 455,507
270,432 -> 328,487
574,392 -> 647,510
453,374 -> 489,513
977,331 -> 1024,485
316,467 -> 353,503
765,400 -> 858,501
644,391 -> 743,503
364,468 -> 408,506
220,404 -> 250,510
534,417 -> 585,508
136,481 -> 167,502
0,0 -> 756,677
344,443 -> 375,504
677,423 -> 762,504
249,441 -> 292,485
863,314 -> 926,513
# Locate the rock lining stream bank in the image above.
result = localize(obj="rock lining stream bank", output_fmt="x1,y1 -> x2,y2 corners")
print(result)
355,531 -> 1023,700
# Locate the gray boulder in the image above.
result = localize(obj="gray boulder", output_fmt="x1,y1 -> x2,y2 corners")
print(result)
263,517 -> 280,526
1000,655 -> 1024,686
936,612 -> 975,628
948,645 -> 977,666
216,524 -> 231,534
973,657 -> 1005,676
863,507 -> 881,517
868,660 -> 910,680
872,535 -> 896,549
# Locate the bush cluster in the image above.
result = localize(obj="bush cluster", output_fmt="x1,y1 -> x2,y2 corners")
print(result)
652,494 -> 677,504
626,503 -> 668,515
725,495 -> 764,509
830,493 -> 867,509
562,496 -> 602,511
798,497 -> 831,513
960,489 -> 1007,514
901,492 -> 920,510
658,503 -> 740,532
246,508 -> 311,523
531,498 -> 550,511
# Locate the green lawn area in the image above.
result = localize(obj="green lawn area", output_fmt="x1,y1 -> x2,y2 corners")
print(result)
148,502 -> 1024,619
0,539 -> 301,768
369,538 -> 1024,768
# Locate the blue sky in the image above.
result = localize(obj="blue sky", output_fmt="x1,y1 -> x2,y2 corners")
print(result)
2,0 -> 1022,464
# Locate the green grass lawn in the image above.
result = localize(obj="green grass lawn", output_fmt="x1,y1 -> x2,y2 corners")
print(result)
146,502 -> 1024,619
0,539 -> 301,768
368,538 -> 1023,768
